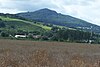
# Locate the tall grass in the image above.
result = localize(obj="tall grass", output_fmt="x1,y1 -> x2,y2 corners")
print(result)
0,49 -> 100,67
0,39 -> 100,67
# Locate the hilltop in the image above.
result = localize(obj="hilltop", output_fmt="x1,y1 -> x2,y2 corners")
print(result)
18,8 -> 100,33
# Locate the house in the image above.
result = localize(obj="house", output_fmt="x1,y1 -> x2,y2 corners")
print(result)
32,35 -> 41,39
15,35 -> 27,38
89,40 -> 95,44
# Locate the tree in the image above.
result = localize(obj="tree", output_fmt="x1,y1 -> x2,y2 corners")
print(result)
34,21 -> 37,24
0,18 -> 2,21
51,26 -> 60,32
0,21 -> 6,28
1,31 -> 9,37
10,25 -> 15,29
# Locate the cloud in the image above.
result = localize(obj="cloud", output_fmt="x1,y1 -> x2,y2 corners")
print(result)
0,0 -> 57,12
0,0 -> 100,25
0,8 -> 23,14
51,0 -> 100,25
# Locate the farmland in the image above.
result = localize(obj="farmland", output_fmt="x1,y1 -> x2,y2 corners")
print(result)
0,39 -> 100,67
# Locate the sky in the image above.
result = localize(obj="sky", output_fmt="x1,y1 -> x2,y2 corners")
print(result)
0,0 -> 100,26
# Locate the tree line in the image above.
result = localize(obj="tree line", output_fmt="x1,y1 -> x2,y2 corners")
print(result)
0,24 -> 100,43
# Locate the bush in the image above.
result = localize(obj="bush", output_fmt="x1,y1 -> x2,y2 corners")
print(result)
0,21 -> 6,28
1,31 -> 9,37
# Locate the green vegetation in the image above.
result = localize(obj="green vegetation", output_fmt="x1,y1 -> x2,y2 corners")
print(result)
33,23 -> 52,30
0,13 -> 100,43
0,16 -> 52,31
18,8 -> 100,33
0,16 -> 29,23
0,16 -> 46,36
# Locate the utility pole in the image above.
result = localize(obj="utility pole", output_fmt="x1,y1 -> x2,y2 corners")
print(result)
89,26 -> 93,44
90,26 -> 93,39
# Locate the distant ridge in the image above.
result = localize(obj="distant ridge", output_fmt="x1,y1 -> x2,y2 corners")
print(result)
18,8 -> 100,33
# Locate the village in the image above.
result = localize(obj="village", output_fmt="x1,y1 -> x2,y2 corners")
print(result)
15,34 -> 42,39
13,33 -> 97,44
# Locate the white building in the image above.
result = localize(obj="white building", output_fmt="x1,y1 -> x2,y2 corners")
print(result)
15,35 -> 27,38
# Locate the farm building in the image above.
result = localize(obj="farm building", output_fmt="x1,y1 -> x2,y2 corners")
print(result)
15,35 -> 27,38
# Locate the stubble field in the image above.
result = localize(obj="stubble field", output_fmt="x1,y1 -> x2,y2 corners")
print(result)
0,39 -> 100,67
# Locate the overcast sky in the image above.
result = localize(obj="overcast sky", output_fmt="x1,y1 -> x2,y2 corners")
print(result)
0,0 -> 100,26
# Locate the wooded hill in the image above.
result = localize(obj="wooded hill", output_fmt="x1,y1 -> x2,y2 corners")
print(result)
0,10 -> 100,43
18,8 -> 100,33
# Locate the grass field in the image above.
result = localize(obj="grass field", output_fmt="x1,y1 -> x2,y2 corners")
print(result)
0,39 -> 100,67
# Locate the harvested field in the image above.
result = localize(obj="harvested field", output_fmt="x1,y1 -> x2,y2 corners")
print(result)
0,39 -> 100,67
